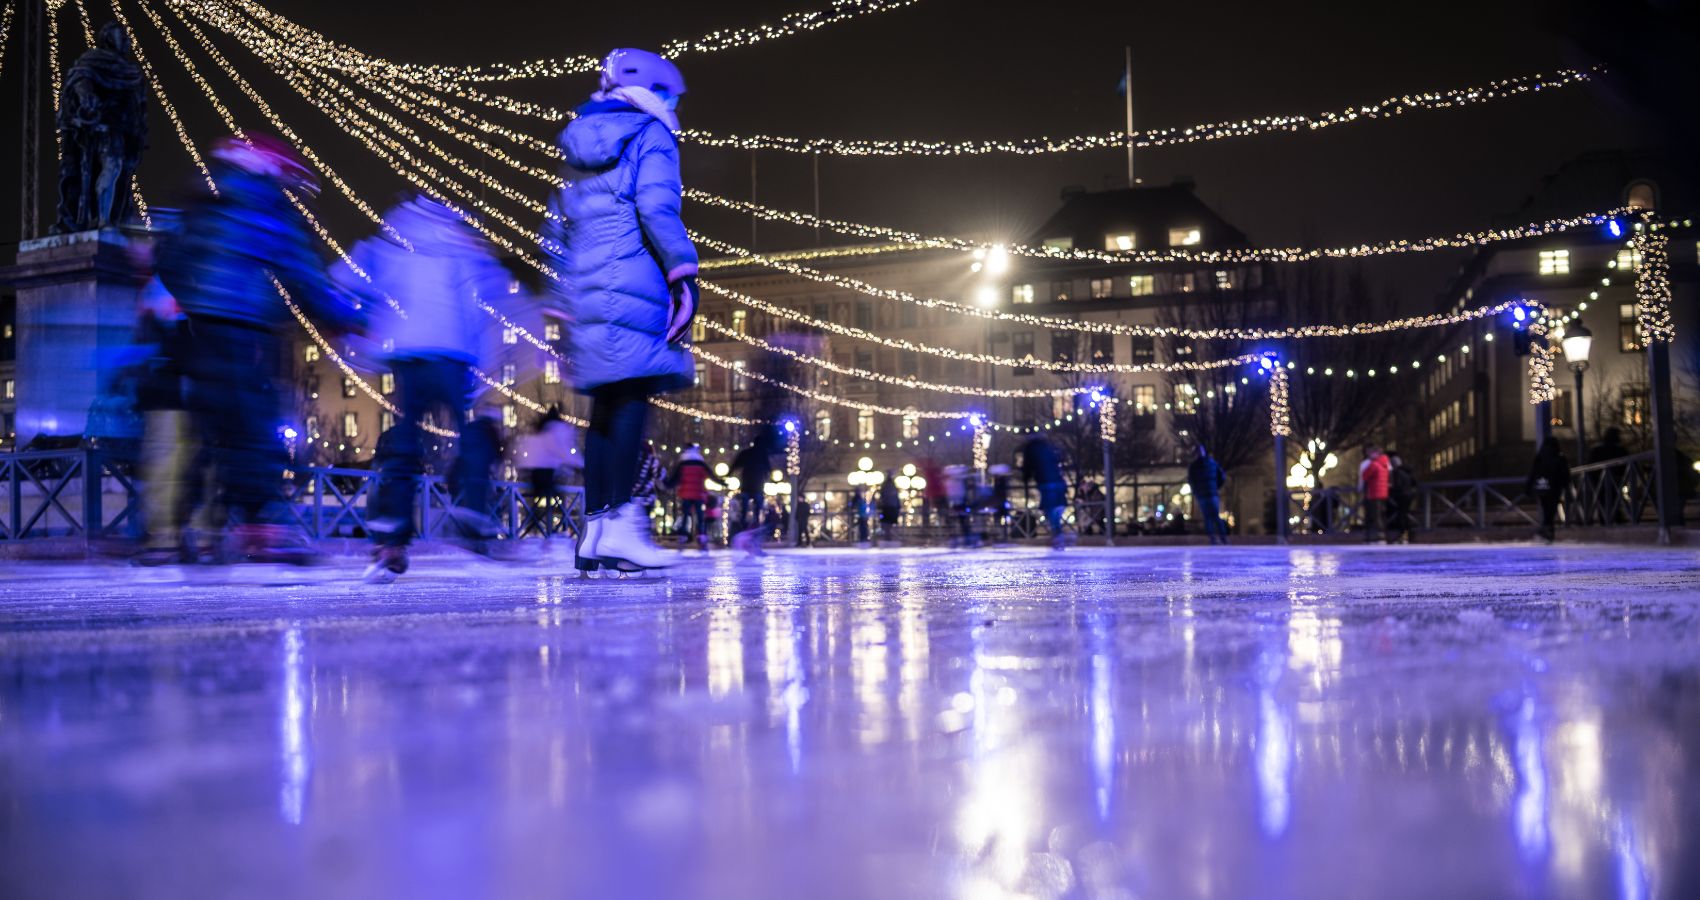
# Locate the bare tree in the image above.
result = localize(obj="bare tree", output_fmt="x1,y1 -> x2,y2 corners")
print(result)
1156,265 -> 1274,473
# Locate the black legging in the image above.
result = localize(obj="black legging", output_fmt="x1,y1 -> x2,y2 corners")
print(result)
584,377 -> 661,514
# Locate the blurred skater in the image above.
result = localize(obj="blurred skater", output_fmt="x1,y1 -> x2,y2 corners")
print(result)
1527,440 -> 1572,543
517,407 -> 581,542
1021,436 -> 1069,550
666,444 -> 712,550
334,193 -> 512,582
154,134 -> 357,563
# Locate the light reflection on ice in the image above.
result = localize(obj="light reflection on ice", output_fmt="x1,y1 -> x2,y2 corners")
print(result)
278,625 -> 309,826
1513,695 -> 1550,862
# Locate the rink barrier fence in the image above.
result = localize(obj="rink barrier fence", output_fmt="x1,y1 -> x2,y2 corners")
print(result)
0,448 -> 585,544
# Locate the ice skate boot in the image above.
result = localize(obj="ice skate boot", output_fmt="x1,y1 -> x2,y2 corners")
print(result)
362,545 -> 409,584
594,502 -> 676,570
576,509 -> 610,573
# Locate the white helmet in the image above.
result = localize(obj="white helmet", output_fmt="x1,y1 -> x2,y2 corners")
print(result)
599,48 -> 686,101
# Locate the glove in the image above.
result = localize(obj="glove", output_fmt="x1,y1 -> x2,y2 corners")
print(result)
666,276 -> 699,345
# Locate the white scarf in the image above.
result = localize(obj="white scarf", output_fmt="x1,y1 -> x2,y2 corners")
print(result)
594,85 -> 679,133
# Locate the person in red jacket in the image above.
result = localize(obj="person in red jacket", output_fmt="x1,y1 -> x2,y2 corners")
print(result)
1358,444 -> 1391,542
666,444 -> 712,550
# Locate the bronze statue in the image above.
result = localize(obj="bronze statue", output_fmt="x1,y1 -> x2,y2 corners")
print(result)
55,22 -> 148,233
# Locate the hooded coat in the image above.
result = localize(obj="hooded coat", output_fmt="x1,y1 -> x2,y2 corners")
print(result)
336,197 -> 511,364
544,98 -> 698,393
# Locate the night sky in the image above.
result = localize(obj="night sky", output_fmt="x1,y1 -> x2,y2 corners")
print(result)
3,0 -> 1658,304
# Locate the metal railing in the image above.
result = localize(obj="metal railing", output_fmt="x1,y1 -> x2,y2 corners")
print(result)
1,448 -> 584,544
1284,452 -> 1661,534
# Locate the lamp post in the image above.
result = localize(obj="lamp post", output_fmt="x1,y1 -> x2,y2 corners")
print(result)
1561,322 -> 1593,463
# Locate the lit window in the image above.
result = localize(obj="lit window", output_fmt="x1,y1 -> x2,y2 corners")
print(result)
1052,394 -> 1074,420
1619,302 -> 1644,352
1011,284 -> 1035,304
1175,273 -> 1197,293
502,327 -> 518,345
1538,249 -> 1570,275
1168,227 -> 1202,247
305,416 -> 319,439
503,404 -> 519,429
342,377 -> 357,398
1622,387 -> 1648,426
544,320 -> 563,342
857,410 -> 875,441
1130,275 -> 1155,296
380,411 -> 395,433
1215,270 -> 1233,290
545,360 -> 562,384
816,409 -> 833,440
732,310 -> 747,336
1042,237 -> 1074,251
508,280 -> 521,295
1615,247 -> 1642,270
691,318 -> 707,342
342,411 -> 359,438
1174,384 -> 1199,414
2,324 -> 11,338
1090,278 -> 1115,299
1105,232 -> 1137,251
733,360 -> 748,391
304,345 -> 320,363
501,363 -> 516,386
380,372 -> 395,395
1012,332 -> 1035,376
3,379 -> 12,400
902,416 -> 919,439
1131,384 -> 1156,412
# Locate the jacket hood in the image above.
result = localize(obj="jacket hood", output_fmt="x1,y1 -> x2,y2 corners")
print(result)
560,101 -> 659,169
681,446 -> 705,463
383,198 -> 485,256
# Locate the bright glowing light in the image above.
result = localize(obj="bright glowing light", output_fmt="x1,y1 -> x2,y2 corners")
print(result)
714,462 -> 730,477
771,469 -> 785,482
282,427 -> 299,440
984,244 -> 1010,276
901,463 -> 917,477
974,285 -> 999,308
858,456 -> 873,471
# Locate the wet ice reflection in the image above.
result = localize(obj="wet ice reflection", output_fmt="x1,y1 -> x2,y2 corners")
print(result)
3,546 -> 1699,898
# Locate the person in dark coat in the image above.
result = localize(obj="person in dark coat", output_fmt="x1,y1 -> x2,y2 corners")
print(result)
1526,440 -> 1572,542
1020,436 -> 1069,549
877,472 -> 902,543
1385,450 -> 1419,544
1186,444 -> 1229,545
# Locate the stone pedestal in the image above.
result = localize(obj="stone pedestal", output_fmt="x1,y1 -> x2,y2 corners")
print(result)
0,229 -> 148,445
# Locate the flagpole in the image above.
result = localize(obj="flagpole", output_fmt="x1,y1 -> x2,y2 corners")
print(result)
1124,45 -> 1135,188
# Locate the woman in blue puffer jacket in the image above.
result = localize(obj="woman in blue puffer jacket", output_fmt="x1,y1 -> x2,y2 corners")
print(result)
543,48 -> 698,573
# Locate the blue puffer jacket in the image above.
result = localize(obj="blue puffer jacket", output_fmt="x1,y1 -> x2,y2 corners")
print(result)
543,99 -> 698,393
155,164 -> 352,332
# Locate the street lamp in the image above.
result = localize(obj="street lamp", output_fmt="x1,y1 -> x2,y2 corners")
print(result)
1562,321 -> 1593,461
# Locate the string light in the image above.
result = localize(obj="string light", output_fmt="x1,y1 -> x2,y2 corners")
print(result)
0,2 -> 14,82
673,68 -> 1600,156
650,395 -> 766,426
1267,359 -> 1291,437
159,2 -> 404,244
700,280 -> 1264,375
204,4 -> 1596,160
197,0 -> 924,84
1632,224 -> 1675,344
697,315 -> 1258,395
106,0 -> 215,192
688,191 -> 1634,267
694,232 -> 1531,340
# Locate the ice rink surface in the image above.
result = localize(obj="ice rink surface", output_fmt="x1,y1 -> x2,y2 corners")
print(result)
4,543 -> 1700,899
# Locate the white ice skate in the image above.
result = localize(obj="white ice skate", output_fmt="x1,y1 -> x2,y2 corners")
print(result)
576,509 -> 609,572
593,502 -> 677,570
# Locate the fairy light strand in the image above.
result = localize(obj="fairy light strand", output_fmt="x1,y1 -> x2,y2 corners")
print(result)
195,0 -> 924,85
1632,225 -> 1675,344
1269,362 -> 1291,437
693,232 -> 1531,340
